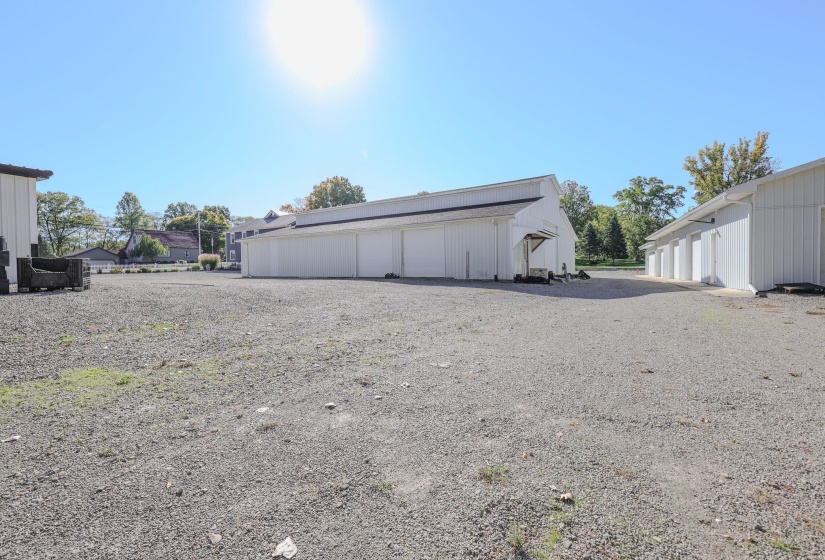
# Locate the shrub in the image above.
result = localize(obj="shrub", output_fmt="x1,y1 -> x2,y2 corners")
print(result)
139,266 -> 152,274
123,268 -> 132,274
153,269 -> 162,273
198,253 -> 220,270
110,267 -> 123,274
190,264 -> 201,271
170,268 -> 180,273
177,259 -> 186,264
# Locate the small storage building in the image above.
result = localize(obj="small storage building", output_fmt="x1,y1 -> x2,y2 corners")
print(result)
64,247 -> 120,267
0,163 -> 53,284
643,156 -> 825,292
241,175 -> 577,280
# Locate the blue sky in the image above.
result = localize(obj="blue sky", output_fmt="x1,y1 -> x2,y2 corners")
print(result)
2,0 -> 824,219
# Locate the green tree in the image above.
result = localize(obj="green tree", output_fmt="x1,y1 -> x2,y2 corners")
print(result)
604,215 -> 627,264
129,234 -> 167,261
579,222 -> 601,263
305,176 -> 366,210
114,192 -> 150,231
166,210 -> 230,254
203,205 -> 231,222
163,202 -> 198,225
36,191 -> 100,256
683,131 -> 778,204
614,177 -> 686,260
559,180 -> 596,236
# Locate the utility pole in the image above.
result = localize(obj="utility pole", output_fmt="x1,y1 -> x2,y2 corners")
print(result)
197,212 -> 201,254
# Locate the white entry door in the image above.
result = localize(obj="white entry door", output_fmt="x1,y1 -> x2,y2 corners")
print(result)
402,227 -> 445,277
357,231 -> 393,277
691,235 -> 702,282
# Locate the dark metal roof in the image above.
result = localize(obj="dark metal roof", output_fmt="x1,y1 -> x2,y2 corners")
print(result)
227,214 -> 295,233
0,163 -> 53,180
251,198 -> 541,240
132,229 -> 200,249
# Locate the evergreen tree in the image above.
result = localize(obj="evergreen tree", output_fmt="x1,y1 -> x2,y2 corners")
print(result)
579,222 -> 601,263
604,215 -> 627,264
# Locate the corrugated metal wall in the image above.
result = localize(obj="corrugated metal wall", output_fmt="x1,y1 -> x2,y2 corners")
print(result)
444,221 -> 497,279
297,182 -> 543,226
753,165 -> 825,290
0,173 -> 38,284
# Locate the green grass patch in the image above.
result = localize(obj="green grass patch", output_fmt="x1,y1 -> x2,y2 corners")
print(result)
97,448 -> 114,457
57,334 -> 77,347
507,521 -> 525,551
142,323 -> 180,336
0,335 -> 26,344
532,527 -> 563,559
478,465 -> 509,484
575,257 -> 644,269
371,481 -> 394,493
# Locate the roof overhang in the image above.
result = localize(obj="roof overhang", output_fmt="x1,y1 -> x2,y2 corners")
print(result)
0,163 -> 53,181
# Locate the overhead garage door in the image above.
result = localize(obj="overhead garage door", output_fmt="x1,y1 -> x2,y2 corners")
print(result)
357,231 -> 393,277
691,235 -> 702,282
403,227 -> 445,277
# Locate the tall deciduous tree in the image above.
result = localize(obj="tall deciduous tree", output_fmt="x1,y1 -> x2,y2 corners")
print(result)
279,197 -> 307,214
614,177 -> 686,260
166,210 -> 230,254
604,215 -> 627,264
163,202 -> 198,225
36,191 -> 100,256
202,205 -> 231,222
683,131 -> 779,204
129,234 -> 167,261
305,177 -> 366,210
114,192 -> 150,231
559,180 -> 596,236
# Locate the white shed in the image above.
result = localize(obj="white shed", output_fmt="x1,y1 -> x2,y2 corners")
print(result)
241,175 -> 577,281
643,156 -> 825,292
0,164 -> 53,284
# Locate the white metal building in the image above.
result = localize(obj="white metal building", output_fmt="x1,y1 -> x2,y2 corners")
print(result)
241,175 -> 577,281
0,164 -> 53,284
643,156 -> 825,292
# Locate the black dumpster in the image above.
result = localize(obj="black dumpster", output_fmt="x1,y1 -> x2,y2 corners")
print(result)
17,258 -> 90,292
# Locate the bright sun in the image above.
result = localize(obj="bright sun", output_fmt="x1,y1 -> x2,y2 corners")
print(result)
267,0 -> 371,89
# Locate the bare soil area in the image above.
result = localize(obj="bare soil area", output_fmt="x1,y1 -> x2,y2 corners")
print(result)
1,271 -> 823,559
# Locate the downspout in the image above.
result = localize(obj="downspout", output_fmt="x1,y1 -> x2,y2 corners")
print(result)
723,193 -> 761,296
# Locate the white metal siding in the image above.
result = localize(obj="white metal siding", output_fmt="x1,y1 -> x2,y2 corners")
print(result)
357,231 -> 393,277
0,173 -> 38,284
444,221 -> 496,279
752,166 -> 825,291
277,235 -> 355,277
297,182 -> 542,226
673,243 -> 681,279
402,227 -> 445,277
820,209 -> 825,284
691,235 -> 701,282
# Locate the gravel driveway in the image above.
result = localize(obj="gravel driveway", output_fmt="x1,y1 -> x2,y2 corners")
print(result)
1,271 -> 823,559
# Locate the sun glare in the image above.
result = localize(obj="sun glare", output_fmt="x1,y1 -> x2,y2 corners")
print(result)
267,0 -> 371,90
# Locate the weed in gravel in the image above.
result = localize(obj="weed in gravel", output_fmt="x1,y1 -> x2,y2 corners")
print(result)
57,334 -> 76,347
768,536 -> 800,552
97,448 -> 114,457
257,422 -> 278,432
371,481 -> 394,493
615,468 -> 638,480
0,368 -> 142,411
507,521 -> 525,552
750,488 -> 775,504
143,323 -> 179,336
0,335 -> 25,344
478,465 -> 509,483
533,527 -> 563,558
353,375 -> 373,386
115,375 -> 137,386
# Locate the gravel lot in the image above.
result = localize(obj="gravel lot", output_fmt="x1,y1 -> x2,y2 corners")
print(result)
1,271 -> 823,559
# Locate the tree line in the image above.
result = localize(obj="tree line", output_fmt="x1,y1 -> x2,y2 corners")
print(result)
562,131 -> 778,264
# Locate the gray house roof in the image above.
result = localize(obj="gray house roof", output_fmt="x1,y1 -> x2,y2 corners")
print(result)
64,247 -> 120,259
0,163 -> 53,180
227,214 -> 295,233
132,229 -> 200,249
250,198 -> 541,240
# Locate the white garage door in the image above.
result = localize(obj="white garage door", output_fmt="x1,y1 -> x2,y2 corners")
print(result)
357,231 -> 393,277
691,235 -> 702,282
402,227 -> 445,277
820,209 -> 825,283
673,244 -> 681,279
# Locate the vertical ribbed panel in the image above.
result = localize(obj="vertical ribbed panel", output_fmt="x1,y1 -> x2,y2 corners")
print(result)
444,221 -> 496,279
273,234 -> 356,277
753,166 -> 825,290
0,173 -> 38,283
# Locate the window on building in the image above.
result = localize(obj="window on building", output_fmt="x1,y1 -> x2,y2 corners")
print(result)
254,230 -> 259,236
230,233 -> 235,244
184,250 -> 190,258
242,231 -> 247,239
230,250 -> 236,261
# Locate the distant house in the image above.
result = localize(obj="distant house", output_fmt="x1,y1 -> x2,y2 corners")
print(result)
0,163 -> 53,284
64,247 -> 119,266
122,229 -> 199,263
224,210 -> 295,264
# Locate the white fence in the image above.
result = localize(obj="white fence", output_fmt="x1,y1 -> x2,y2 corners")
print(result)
90,262 -> 240,274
